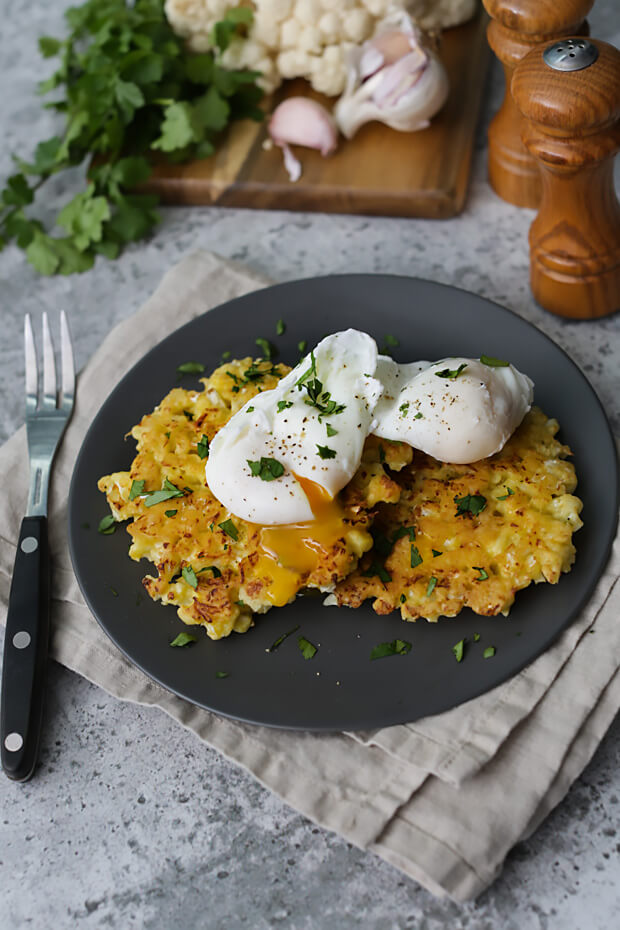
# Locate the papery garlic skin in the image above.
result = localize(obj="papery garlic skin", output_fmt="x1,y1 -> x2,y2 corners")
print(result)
334,16 -> 449,139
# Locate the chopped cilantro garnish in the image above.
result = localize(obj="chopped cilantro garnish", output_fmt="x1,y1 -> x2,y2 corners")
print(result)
215,670 -> 229,678
435,363 -> 468,380
483,646 -> 496,659
295,350 -> 317,387
144,479 -> 185,507
400,594 -> 406,604
384,333 -> 399,347
196,435 -> 210,460
454,493 -> 487,517
473,566 -> 489,581
410,544 -> 423,568
497,487 -> 514,500
276,319 -> 285,336
414,412 -> 424,419
246,406 -> 254,413
452,638 -> 465,662
98,514 -> 116,535
370,639 -> 411,660
326,423 -> 338,437
197,565 -> 222,578
316,444 -> 336,459
399,402 -> 410,416
255,337 -> 275,359
277,400 -> 293,412
392,526 -> 416,542
183,409 -> 194,420
165,509 -> 177,518
218,519 -> 238,541
298,636 -> 317,660
432,549 -> 442,557
363,561 -> 392,584
473,633 -> 480,642
303,378 -> 346,418
267,624 -> 300,652
129,479 -> 145,501
426,576 -> 437,596
378,445 -> 386,463
297,340 -> 307,354
182,565 -> 198,589
247,457 -> 285,481
480,355 -> 509,368
176,361 -> 205,376
170,632 -> 196,648
221,350 -> 231,361
109,587 -> 118,597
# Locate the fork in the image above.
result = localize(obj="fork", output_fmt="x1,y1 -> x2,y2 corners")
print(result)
1,312 -> 75,782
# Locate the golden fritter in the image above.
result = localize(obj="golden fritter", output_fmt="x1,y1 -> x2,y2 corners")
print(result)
328,408 -> 583,621
98,357 -> 411,640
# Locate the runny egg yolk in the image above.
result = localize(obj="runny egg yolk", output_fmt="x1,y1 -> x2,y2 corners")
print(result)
252,475 -> 348,607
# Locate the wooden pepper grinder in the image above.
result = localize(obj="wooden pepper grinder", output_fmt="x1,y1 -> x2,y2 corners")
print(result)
483,0 -> 593,207
511,38 -> 620,319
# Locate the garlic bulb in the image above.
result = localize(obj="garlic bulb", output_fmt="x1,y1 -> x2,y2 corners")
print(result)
334,13 -> 449,139
268,97 -> 338,182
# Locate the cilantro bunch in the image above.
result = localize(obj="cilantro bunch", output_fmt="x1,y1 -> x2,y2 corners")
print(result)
0,0 -> 263,275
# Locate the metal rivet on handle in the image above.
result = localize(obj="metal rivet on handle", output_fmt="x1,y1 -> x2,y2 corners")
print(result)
4,732 -> 23,752
543,39 -> 599,72
13,631 -> 31,649
20,536 -> 38,554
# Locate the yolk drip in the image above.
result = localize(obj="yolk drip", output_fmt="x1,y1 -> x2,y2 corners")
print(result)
253,475 -> 347,606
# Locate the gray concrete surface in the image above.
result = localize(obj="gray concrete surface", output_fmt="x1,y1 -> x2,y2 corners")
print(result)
1,1 -> 619,927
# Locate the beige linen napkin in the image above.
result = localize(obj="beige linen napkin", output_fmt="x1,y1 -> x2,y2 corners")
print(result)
1,251 -> 619,901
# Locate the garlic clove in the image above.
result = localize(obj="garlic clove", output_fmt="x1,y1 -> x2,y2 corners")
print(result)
360,30 -> 415,78
268,97 -> 338,157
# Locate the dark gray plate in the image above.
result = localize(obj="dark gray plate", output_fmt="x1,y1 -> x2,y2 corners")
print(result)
68,275 -> 618,731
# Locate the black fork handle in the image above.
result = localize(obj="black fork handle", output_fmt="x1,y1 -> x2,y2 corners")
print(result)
1,516 -> 49,781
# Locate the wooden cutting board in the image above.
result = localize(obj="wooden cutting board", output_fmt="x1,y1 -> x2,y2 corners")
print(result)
145,9 -> 490,219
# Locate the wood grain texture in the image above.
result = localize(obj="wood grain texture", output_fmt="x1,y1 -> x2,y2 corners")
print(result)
483,0 -> 592,207
512,39 -> 620,319
143,10 -> 489,219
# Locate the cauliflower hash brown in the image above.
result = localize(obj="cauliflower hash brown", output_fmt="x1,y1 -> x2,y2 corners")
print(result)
99,358 -> 582,640
327,408 -> 583,622
98,357 -> 411,640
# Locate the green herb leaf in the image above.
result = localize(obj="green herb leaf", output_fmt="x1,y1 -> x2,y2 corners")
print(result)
483,646 -> 496,659
473,633 -> 480,642
170,632 -> 197,647
497,487 -> 514,500
432,549 -> 442,557
370,639 -> 411,660
98,514 -> 116,535
414,412 -> 424,420
384,333 -> 399,347
182,565 -> 198,589
221,350 -> 231,360
247,457 -> 285,481
410,544 -> 423,568
435,363 -> 468,380
298,636 -> 317,660
197,435 -> 210,459
297,340 -> 307,354
326,423 -> 338,437
277,400 -> 293,412
255,337 -> 275,359
473,566 -> 489,581
426,576 -> 437,596
218,519 -> 238,541
400,594 -> 406,604
267,624 -> 300,652
454,493 -> 487,517
144,479 -> 185,507
276,319 -> 285,335
316,444 -> 336,459
480,355 -> 509,368
392,526 -> 416,543
165,509 -> 177,518
399,402 -> 409,416
452,638 -> 465,662
177,361 -> 205,376
295,350 -> 317,387
197,565 -> 222,578
129,479 -> 145,501
215,670 -> 229,678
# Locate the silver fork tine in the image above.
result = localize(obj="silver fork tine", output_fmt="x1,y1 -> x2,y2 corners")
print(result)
24,314 -> 37,416
60,311 -> 75,411
42,312 -> 57,410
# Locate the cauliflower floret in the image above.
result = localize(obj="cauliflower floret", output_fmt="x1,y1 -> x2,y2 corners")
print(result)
165,0 -> 478,97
